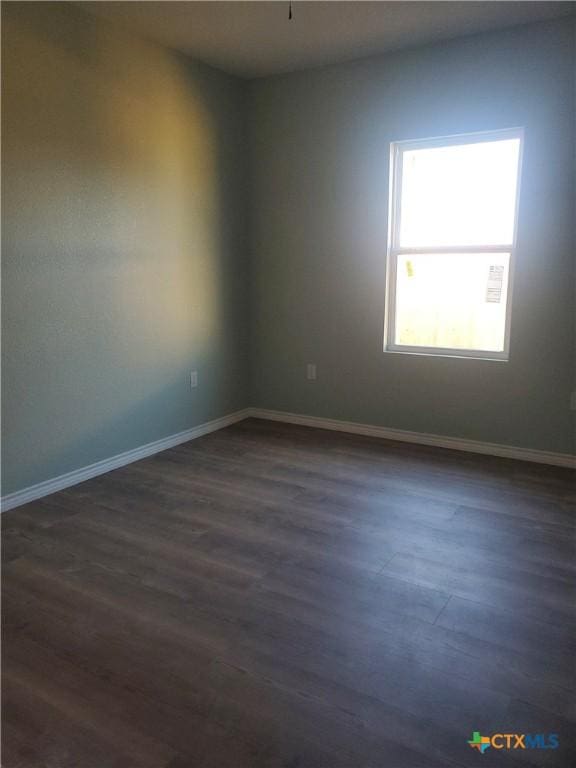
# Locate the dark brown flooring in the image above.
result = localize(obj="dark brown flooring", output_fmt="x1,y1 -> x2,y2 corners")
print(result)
2,418 -> 575,768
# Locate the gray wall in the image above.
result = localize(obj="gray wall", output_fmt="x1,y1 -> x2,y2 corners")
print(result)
248,19 -> 575,455
1,2 -> 249,495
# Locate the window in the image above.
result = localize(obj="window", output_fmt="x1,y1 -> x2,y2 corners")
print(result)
385,128 -> 523,360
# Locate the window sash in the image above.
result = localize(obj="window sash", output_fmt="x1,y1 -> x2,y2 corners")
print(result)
385,250 -> 513,360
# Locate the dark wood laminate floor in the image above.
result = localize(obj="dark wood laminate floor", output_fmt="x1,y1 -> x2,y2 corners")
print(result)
2,418 -> 575,768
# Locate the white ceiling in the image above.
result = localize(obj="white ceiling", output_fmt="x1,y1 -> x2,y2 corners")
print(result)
82,1 -> 576,79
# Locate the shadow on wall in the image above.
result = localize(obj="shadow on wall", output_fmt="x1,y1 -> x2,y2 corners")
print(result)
1,2 -> 248,495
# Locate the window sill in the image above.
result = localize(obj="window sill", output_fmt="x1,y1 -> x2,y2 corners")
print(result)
384,345 -> 509,362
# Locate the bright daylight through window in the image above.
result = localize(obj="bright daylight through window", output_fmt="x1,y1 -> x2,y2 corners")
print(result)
385,129 -> 523,359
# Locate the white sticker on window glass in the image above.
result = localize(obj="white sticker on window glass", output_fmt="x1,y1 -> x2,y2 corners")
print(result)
486,265 -> 504,303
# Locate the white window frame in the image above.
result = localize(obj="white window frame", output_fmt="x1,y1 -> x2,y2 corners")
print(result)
384,127 -> 524,361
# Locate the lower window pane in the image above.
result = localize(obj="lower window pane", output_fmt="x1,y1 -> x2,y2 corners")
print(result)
394,252 -> 510,352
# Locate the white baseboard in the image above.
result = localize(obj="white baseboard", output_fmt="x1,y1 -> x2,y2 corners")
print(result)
248,408 -> 576,469
3,405 -> 573,513
0,409 -> 251,513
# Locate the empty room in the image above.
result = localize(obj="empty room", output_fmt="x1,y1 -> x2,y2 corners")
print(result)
1,1 -> 575,766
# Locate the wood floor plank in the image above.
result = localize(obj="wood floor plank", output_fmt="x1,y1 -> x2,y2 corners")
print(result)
380,551 -> 576,628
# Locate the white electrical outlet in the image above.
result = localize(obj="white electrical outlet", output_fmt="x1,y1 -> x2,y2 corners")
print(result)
190,370 -> 198,389
306,363 -> 317,381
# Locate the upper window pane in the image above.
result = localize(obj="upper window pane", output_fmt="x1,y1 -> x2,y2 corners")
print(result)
399,138 -> 521,248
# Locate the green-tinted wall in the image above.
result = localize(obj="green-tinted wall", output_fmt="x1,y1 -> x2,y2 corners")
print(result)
1,2 -> 249,495
2,7 -> 574,498
248,20 -> 575,455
